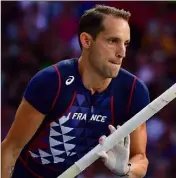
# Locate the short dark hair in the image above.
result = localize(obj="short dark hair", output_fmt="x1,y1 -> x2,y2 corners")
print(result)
78,5 -> 131,49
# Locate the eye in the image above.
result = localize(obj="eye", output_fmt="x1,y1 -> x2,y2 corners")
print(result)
107,39 -> 113,44
125,41 -> 130,47
107,38 -> 119,44
108,39 -> 114,44
125,43 -> 129,47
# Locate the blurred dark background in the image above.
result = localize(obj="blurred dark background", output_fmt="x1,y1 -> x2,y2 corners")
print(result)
1,1 -> 176,178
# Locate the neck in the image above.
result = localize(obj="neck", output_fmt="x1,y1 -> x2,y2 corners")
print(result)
78,55 -> 112,94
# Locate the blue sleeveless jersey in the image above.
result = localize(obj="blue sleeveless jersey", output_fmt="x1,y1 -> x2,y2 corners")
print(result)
12,58 -> 150,178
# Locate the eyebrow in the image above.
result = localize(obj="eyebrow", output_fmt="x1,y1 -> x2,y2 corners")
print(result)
108,37 -> 130,43
125,40 -> 130,43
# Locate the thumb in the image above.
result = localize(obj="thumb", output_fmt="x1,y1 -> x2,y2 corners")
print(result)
124,134 -> 130,149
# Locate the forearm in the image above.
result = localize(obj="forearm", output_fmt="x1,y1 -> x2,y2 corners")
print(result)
1,140 -> 21,178
128,154 -> 149,178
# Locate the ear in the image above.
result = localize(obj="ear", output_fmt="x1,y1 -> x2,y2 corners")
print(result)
80,32 -> 93,49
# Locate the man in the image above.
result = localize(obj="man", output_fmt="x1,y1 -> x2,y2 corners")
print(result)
2,5 -> 150,178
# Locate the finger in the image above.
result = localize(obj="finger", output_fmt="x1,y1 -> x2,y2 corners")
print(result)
97,151 -> 108,162
108,125 -> 116,134
99,135 -> 107,145
124,134 -> 130,148
116,125 -> 121,129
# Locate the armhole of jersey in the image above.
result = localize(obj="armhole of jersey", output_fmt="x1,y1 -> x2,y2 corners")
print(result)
50,64 -> 62,111
18,156 -> 42,178
126,76 -> 137,115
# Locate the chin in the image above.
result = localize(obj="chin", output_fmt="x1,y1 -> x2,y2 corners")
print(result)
111,68 -> 120,78
111,72 -> 119,78
103,66 -> 120,78
106,70 -> 119,78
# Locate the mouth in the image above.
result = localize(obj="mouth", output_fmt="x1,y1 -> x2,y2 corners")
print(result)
108,60 -> 121,65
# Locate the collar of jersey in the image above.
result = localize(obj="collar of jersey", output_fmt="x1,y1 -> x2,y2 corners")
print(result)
73,58 -> 114,96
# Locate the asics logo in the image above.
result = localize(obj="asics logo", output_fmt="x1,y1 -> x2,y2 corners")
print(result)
65,76 -> 74,85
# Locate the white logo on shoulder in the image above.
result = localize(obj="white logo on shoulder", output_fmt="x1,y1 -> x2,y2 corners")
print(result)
66,76 -> 75,85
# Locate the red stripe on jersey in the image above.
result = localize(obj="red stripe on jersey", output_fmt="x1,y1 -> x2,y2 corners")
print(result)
51,65 -> 62,110
126,76 -> 137,114
57,91 -> 76,121
19,156 -> 43,178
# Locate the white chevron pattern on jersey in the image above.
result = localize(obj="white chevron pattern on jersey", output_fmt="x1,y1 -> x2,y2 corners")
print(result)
49,114 -> 76,164
51,148 -> 65,156
50,121 -> 59,127
29,151 -> 40,158
41,158 -> 51,164
61,126 -> 73,134
53,157 -> 65,163
64,143 -> 75,152
63,135 -> 75,142
66,151 -> 77,156
39,149 -> 52,157
70,152 -> 76,156
29,150 -> 53,165
29,114 -> 77,165
50,127 -> 61,136
59,114 -> 70,125
49,137 -> 63,147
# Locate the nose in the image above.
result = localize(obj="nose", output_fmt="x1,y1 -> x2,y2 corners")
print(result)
115,44 -> 126,59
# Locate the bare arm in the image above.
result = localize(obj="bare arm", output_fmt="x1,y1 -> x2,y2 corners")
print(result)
1,98 -> 45,178
128,123 -> 148,178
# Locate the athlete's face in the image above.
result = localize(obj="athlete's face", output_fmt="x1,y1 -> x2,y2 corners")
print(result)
89,15 -> 130,78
